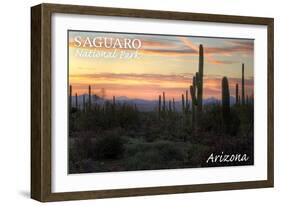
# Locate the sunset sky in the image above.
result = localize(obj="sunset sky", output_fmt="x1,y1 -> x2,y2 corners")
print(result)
68,31 -> 254,101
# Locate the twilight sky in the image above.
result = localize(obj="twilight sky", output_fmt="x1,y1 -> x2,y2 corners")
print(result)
68,31 -> 254,100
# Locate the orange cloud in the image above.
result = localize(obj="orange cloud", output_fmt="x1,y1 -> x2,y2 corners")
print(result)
69,73 -> 253,100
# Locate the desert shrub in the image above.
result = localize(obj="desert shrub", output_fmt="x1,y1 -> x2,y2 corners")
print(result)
154,141 -> 184,161
91,130 -> 125,160
68,137 -> 95,173
144,122 -> 162,142
125,140 -> 185,170
125,150 -> 163,170
69,137 -> 92,163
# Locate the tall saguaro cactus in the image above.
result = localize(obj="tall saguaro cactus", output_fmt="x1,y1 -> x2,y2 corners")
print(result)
83,94 -> 85,112
197,44 -> 204,112
222,77 -> 230,128
172,98 -> 176,112
113,96 -> 116,106
112,96 -> 116,115
185,90 -> 189,112
88,85 -> 92,109
189,44 -> 204,128
181,94 -> 185,113
190,76 -> 197,128
75,93 -> 78,109
235,83 -> 239,105
158,95 -> 162,117
242,63 -> 245,105
162,92 -> 166,112
169,100 -> 172,112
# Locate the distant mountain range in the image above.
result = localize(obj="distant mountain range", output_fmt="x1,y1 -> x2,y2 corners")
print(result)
71,95 -> 236,112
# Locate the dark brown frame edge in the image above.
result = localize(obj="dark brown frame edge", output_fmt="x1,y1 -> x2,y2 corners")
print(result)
31,3 -> 274,202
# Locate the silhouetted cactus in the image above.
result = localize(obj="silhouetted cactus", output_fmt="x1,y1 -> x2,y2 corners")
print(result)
182,94 -> 185,113
197,44 -> 204,112
169,100 -> 172,112
172,98 -> 175,112
222,77 -> 230,128
189,44 -> 204,129
83,94 -> 85,112
88,85 -> 92,109
242,63 -> 245,105
112,96 -> 116,116
113,96 -> 116,105
75,93 -> 78,109
158,95 -> 162,117
190,76 -> 197,128
185,90 -> 189,112
162,92 -> 166,112
235,83 -> 239,105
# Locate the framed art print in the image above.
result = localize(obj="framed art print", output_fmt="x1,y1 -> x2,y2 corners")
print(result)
31,3 -> 274,202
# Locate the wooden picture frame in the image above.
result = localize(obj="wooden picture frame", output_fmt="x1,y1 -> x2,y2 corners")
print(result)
31,3 -> 274,202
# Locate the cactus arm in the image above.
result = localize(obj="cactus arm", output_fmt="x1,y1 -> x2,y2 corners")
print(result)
190,85 -> 197,105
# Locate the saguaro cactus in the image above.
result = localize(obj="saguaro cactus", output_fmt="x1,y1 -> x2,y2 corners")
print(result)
242,63 -> 245,105
197,44 -> 204,112
111,96 -> 116,117
172,98 -> 176,112
113,96 -> 116,106
88,85 -> 92,109
189,44 -> 204,129
169,100 -> 172,112
83,94 -> 86,112
181,94 -> 185,113
162,92 -> 166,112
235,83 -> 239,105
222,77 -> 230,127
75,93 -> 78,109
190,76 -> 197,128
185,90 -> 189,112
158,95 -> 162,117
